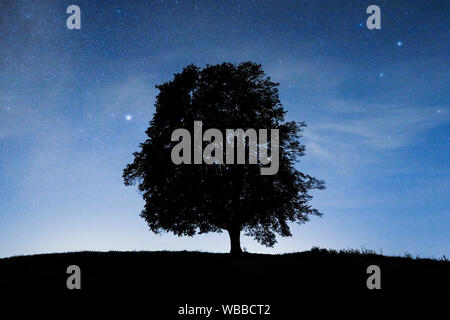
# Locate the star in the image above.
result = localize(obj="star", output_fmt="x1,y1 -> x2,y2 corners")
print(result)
379,72 -> 384,78
125,114 -> 133,121
397,41 -> 403,47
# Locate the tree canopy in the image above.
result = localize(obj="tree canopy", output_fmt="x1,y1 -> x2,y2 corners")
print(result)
123,61 -> 325,254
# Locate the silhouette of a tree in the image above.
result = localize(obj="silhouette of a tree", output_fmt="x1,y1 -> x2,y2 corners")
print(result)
123,62 -> 325,255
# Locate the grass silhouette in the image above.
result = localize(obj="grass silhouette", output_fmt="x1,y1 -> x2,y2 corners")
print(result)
0,248 -> 448,312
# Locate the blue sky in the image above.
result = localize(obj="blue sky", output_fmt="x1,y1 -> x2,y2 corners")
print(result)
0,0 -> 448,258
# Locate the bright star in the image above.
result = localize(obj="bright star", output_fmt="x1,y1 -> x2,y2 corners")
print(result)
125,114 -> 132,121
379,73 -> 384,78
397,41 -> 403,46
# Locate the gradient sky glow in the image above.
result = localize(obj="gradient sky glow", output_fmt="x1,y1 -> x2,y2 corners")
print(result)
0,0 -> 449,258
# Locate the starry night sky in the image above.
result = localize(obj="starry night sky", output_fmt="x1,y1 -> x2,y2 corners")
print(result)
0,0 -> 449,258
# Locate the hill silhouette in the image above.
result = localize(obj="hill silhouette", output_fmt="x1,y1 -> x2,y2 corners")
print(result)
0,248 -> 448,314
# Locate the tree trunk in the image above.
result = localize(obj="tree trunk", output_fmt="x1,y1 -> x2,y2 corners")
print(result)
228,228 -> 242,255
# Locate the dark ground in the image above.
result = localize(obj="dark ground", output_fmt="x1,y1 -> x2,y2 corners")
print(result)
0,248 -> 448,316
